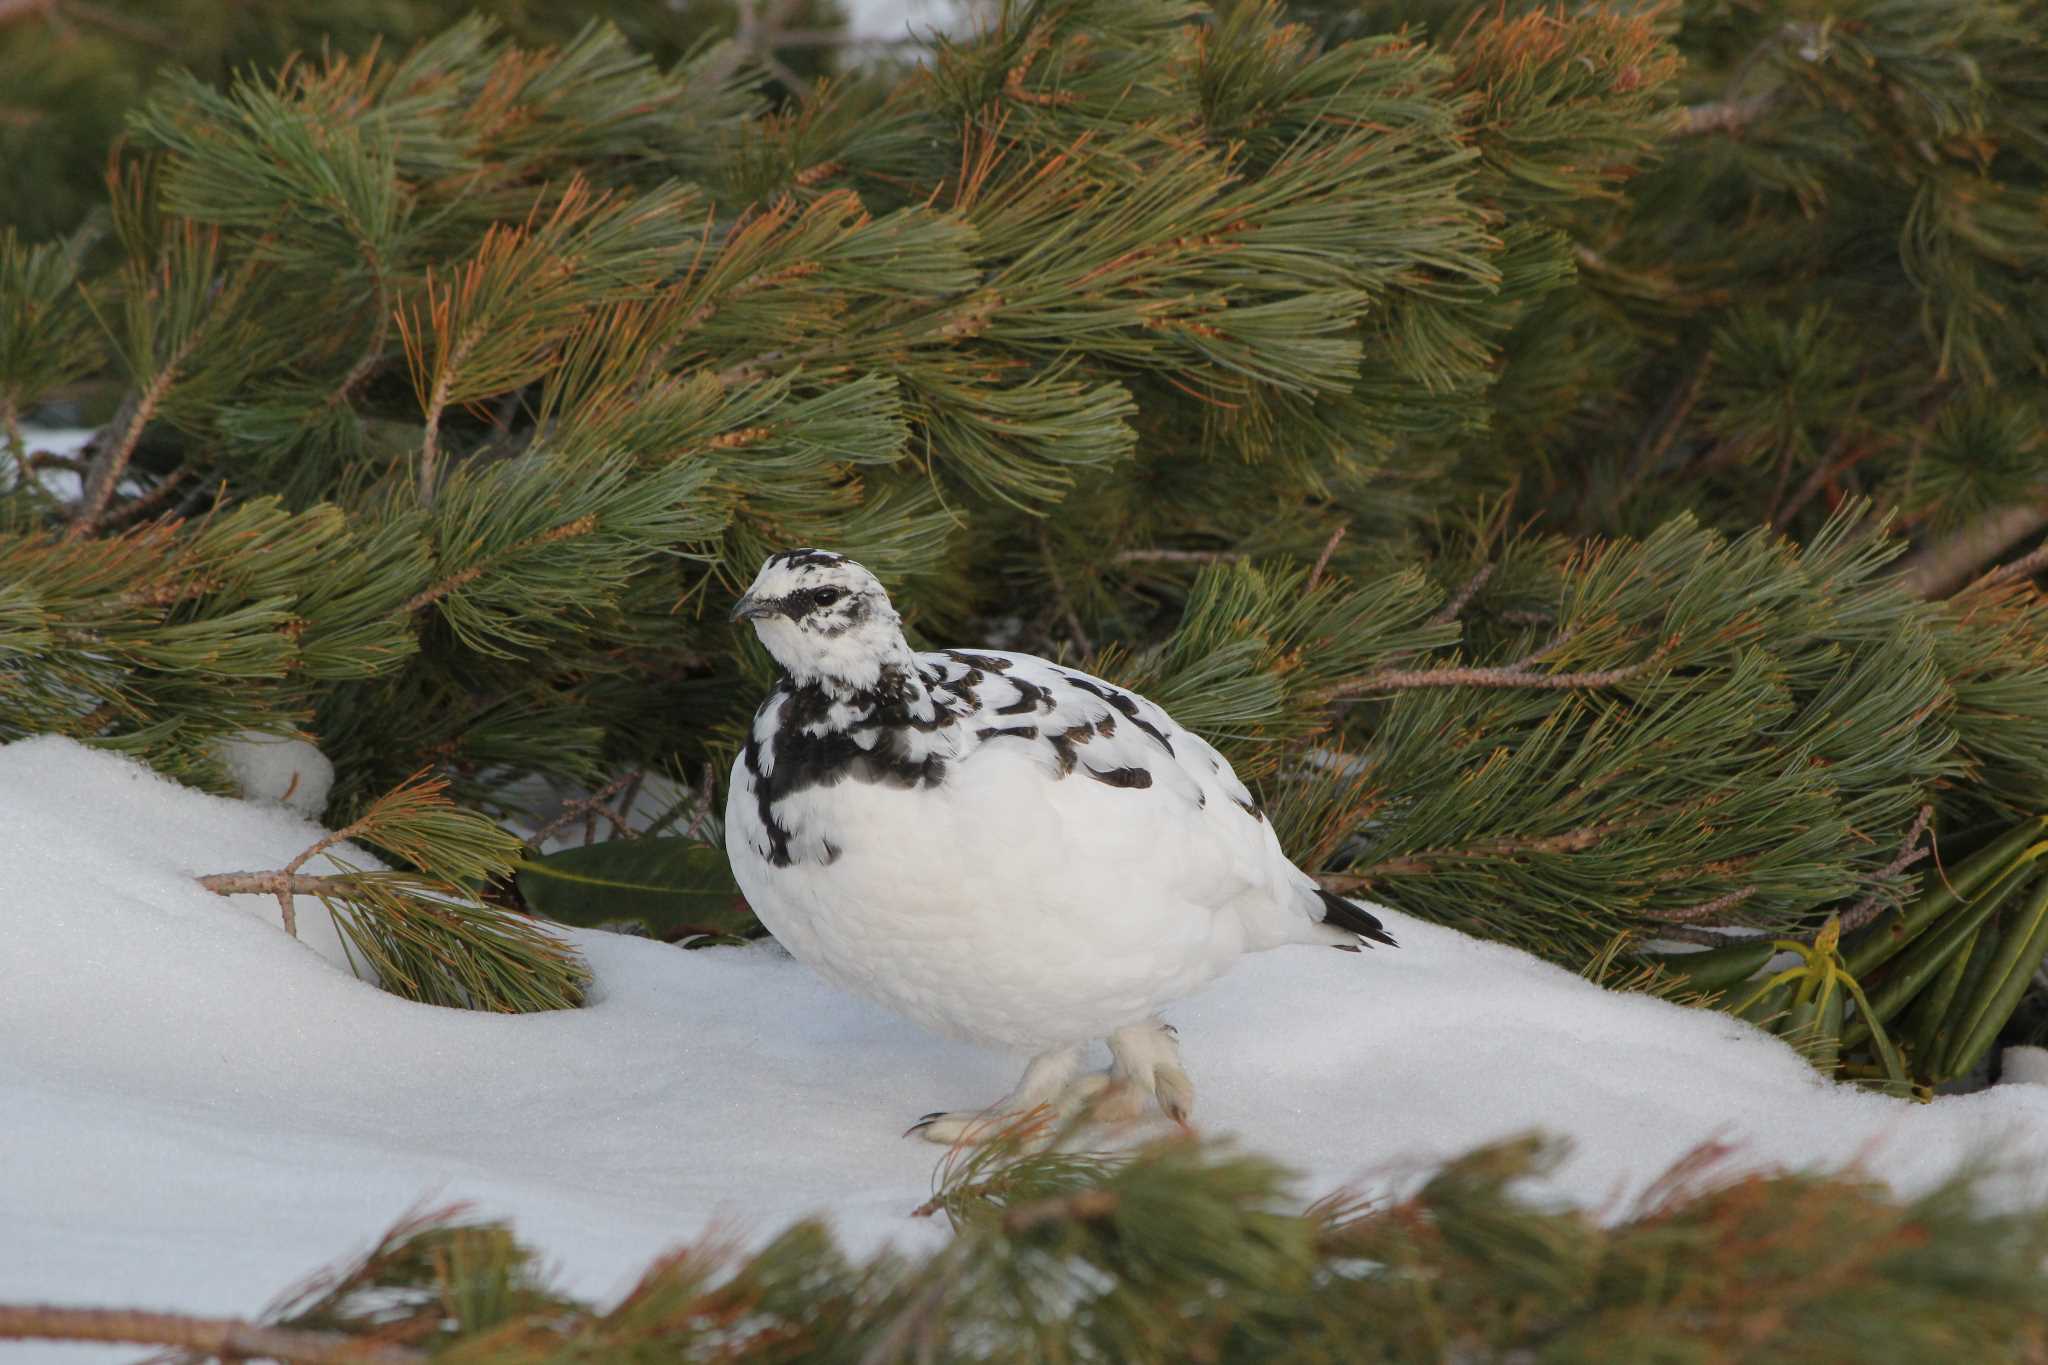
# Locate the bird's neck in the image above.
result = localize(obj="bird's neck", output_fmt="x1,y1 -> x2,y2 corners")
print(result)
785,635 -> 937,721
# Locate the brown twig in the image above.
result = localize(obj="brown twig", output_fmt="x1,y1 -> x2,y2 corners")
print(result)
196,871 -> 350,936
0,1303 -> 422,1363
200,798 -> 402,938
1828,805 -> 1935,936
198,872 -> 353,898
1427,562 -> 1495,626
1319,819 -> 1640,889
1113,548 -> 1245,565
678,764 -> 718,841
1647,923 -> 1753,947
524,772 -> 641,851
95,467 -> 193,529
1506,623 -> 1582,671
1968,541 -> 2048,593
1771,440 -> 1876,533
71,251 -> 255,537
403,513 -> 601,614
1322,641 -> 1669,702
1898,504 -> 2048,599
1306,525 -> 1347,592
1643,885 -> 1759,925
1673,90 -> 1783,136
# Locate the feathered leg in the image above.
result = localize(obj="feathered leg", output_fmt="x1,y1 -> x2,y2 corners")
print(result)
907,1043 -> 1098,1144
1103,1018 -> 1195,1126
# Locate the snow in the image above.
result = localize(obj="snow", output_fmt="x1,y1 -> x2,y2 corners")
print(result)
212,731 -> 335,819
842,0 -> 976,41
7,735 -> 2048,1361
6,427 -> 93,502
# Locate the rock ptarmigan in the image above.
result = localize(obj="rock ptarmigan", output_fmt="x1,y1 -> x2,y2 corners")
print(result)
725,549 -> 1395,1142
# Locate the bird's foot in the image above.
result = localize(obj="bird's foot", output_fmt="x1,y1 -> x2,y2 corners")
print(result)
906,1072 -> 1116,1145
907,1022 -> 1196,1144
1107,1017 -> 1195,1127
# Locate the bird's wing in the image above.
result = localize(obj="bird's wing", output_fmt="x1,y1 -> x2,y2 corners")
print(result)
916,649 -> 1376,950
920,649 -> 1237,808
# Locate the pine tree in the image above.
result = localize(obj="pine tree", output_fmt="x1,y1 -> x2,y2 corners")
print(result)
4,1 -> 2047,1076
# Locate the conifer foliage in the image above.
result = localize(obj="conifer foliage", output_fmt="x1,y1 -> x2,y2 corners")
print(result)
3,0 -> 2048,1054
9,1129 -> 2048,1362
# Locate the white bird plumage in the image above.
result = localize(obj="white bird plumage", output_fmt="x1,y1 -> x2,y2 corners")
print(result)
724,549 -> 1394,1142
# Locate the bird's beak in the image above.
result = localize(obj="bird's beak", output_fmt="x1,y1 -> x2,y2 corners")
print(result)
730,592 -> 777,623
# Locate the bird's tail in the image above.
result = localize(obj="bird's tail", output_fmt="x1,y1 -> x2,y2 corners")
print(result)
1315,889 -> 1398,949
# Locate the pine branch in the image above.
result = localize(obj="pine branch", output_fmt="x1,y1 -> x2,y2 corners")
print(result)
67,366 -> 183,537
1673,91 -> 1783,137
524,771 -> 642,850
1427,561 -> 1495,626
1828,804 -> 1935,936
1971,542 -> 2048,592
191,772 -> 585,1010
1323,642 -> 1669,701
1900,505 -> 2048,598
0,1303 -> 422,1364
1322,818 -> 1639,888
196,870 -> 336,935
1114,548 -> 1245,564
1306,525 -> 1346,592
1642,885 -> 1759,925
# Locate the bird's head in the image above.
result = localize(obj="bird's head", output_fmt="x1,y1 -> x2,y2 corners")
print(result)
731,550 -> 912,693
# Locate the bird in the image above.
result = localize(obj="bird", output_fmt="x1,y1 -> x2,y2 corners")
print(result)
724,548 -> 1395,1143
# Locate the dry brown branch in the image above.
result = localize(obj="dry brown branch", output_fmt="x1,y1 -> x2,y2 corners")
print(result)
1507,623 -> 1582,671
1771,441 -> 1876,532
1114,548 -> 1245,565
69,382 -> 168,538
197,871 -> 351,898
1644,885 -> 1760,925
196,870 -> 356,936
1969,541 -> 2048,593
1648,923 -> 1752,947
71,250 -> 255,536
525,772 -> 641,851
0,1302 -> 423,1363
196,789 -> 414,937
1323,642 -> 1668,701
1306,525 -> 1347,592
678,764 -> 718,841
1427,562 -> 1495,626
1319,819 -> 1640,888
1828,805 -> 1935,936
95,467 -> 193,530
1673,91 -> 1782,136
1899,504 -> 2048,598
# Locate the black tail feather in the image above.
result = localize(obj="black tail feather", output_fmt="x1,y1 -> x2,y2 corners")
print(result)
1316,889 -> 1398,948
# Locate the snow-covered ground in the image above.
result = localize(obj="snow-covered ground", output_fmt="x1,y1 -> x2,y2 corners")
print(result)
7,736 -> 2048,1361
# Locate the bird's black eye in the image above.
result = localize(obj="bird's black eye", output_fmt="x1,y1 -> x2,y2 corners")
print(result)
810,587 -> 844,608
